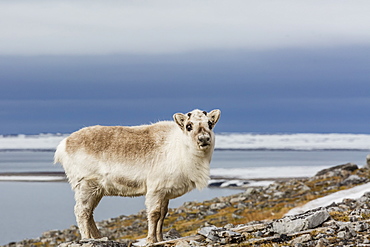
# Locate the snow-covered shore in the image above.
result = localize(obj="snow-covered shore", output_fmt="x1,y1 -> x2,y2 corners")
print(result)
287,182 -> 370,215
1,133 -> 370,151
215,132 -> 370,151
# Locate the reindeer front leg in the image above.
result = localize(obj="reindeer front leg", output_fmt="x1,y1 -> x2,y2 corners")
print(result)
156,199 -> 169,242
145,192 -> 167,244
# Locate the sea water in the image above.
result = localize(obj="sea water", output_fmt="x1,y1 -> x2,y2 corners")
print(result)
0,150 -> 369,244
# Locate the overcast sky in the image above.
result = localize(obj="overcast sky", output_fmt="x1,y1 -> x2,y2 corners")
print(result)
1,1 -> 370,134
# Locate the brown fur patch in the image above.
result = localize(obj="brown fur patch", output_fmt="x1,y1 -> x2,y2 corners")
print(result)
115,177 -> 142,188
66,124 -> 169,161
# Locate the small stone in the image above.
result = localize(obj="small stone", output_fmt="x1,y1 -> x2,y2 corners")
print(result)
189,240 -> 202,247
337,230 -> 350,239
205,210 -> 217,216
273,191 -> 285,198
219,238 -> 227,244
243,187 -> 255,196
164,228 -> 182,240
210,202 -> 228,210
316,238 -> 329,247
232,213 -> 243,219
355,222 -> 368,232
223,223 -> 234,229
81,243 -> 93,247
175,240 -> 191,247
230,197 -> 247,204
299,184 -> 311,193
198,226 -> 217,236
97,237 -> 108,241
364,192 -> 370,198
218,229 -> 240,238
69,244 -> 82,247
198,226 -> 220,242
254,231 -> 263,237
290,234 -> 311,245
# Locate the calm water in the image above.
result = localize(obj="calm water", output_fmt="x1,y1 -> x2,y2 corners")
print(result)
0,150 -> 369,244
1,150 -> 369,172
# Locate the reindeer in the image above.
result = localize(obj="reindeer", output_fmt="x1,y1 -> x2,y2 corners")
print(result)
54,109 -> 221,244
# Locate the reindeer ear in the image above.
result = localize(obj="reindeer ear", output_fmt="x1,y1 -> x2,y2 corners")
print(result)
173,113 -> 187,129
208,109 -> 221,128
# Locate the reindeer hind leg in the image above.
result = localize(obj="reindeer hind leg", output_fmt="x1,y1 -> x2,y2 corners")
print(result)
74,179 -> 103,239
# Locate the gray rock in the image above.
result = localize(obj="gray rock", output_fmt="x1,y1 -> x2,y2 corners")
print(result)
243,187 -> 256,197
337,230 -> 351,239
272,217 -> 306,234
355,222 -> 369,232
273,191 -> 285,198
272,209 -> 330,234
305,210 -> 331,229
197,226 -> 242,244
364,237 -> 370,244
366,154 -> 370,169
164,228 -> 182,240
197,226 -> 220,242
230,196 -> 247,204
315,163 -> 358,177
341,174 -> 365,185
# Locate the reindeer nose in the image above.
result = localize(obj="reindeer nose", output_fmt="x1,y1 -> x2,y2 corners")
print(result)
198,135 -> 211,143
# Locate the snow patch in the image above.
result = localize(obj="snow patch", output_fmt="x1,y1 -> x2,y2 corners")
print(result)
286,182 -> 370,215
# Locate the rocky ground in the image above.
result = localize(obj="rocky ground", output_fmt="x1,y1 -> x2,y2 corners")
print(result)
4,163 -> 370,247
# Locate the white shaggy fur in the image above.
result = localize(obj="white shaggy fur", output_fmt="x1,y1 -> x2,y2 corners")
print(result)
54,109 -> 221,244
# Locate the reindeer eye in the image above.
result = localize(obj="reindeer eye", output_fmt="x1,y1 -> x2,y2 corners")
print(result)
186,124 -> 193,131
208,121 -> 213,130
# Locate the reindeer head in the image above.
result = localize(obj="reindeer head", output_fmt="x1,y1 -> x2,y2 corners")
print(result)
173,109 -> 221,151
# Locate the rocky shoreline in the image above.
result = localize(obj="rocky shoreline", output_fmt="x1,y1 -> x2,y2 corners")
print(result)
4,163 -> 370,247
